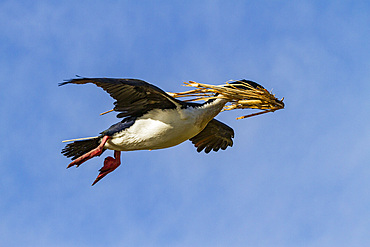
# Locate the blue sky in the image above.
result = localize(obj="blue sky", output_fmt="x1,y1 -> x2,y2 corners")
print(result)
1,0 -> 369,246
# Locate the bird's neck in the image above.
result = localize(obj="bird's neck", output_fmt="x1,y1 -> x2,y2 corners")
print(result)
202,97 -> 228,112
195,98 -> 228,127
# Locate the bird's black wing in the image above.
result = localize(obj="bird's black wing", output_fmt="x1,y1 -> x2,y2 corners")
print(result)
189,119 -> 234,153
59,78 -> 184,118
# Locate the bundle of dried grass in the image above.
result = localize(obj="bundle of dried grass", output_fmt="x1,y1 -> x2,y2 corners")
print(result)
168,80 -> 284,120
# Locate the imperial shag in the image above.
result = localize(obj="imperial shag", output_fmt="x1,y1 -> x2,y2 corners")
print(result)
60,78 -> 264,185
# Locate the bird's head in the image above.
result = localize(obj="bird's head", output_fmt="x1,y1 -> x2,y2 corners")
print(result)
220,79 -> 285,111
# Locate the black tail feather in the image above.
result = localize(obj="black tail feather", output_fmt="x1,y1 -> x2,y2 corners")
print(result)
61,137 -> 105,160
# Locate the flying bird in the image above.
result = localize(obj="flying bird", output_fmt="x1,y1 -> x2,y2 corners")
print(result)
60,78 -> 283,185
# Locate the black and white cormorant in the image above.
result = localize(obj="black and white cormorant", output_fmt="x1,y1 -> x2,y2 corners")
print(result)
60,78 -> 264,185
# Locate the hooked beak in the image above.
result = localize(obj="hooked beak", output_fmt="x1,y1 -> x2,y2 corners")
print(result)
274,97 -> 285,109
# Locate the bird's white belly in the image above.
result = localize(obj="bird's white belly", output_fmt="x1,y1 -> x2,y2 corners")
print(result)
104,108 -> 205,151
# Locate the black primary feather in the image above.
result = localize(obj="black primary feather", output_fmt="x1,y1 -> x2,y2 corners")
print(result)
59,78 -> 185,118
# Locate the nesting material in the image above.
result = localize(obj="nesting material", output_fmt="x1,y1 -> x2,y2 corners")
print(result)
168,80 -> 285,120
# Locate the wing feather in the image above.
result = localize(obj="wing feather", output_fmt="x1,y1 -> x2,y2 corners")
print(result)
189,119 -> 234,153
59,78 -> 184,118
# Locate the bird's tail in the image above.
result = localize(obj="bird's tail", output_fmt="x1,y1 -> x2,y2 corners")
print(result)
61,136 -> 106,160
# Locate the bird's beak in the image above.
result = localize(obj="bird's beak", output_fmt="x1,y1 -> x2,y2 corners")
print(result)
274,97 -> 285,110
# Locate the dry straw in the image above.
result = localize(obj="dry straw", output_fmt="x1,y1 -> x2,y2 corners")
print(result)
98,80 -> 285,120
168,80 -> 284,120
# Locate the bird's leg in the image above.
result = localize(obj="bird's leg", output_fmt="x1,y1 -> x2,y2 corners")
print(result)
92,150 -> 121,186
67,136 -> 110,168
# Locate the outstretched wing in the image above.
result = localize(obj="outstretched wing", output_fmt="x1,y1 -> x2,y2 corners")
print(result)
189,119 -> 234,153
59,78 -> 184,118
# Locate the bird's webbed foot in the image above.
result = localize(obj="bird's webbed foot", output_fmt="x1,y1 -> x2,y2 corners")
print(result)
92,150 -> 121,186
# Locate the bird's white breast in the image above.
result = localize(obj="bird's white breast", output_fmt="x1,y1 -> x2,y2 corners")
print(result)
104,108 -> 201,151
104,99 -> 226,151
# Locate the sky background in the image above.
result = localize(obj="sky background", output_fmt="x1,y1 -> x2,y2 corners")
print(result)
1,0 -> 369,246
